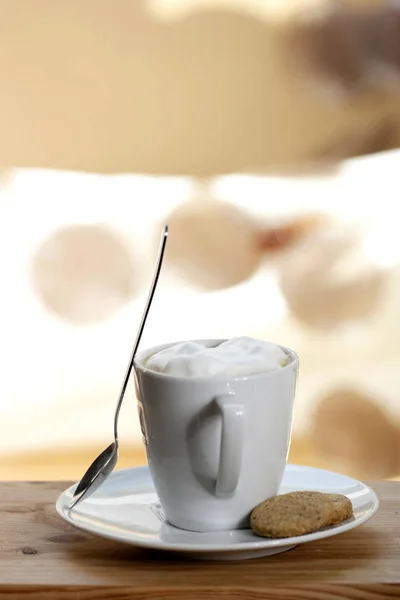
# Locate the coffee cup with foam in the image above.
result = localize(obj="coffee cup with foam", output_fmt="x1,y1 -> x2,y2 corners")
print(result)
134,337 -> 298,532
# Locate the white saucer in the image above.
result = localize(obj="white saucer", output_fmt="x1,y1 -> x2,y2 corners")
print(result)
56,464 -> 379,561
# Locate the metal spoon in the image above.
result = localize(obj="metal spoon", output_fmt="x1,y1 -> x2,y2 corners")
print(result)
69,225 -> 169,509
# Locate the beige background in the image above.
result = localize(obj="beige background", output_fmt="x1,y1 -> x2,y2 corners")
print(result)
2,0 -> 400,482
0,0 -> 396,175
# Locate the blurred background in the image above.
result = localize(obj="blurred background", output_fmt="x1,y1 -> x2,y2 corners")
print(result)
2,0 -> 400,482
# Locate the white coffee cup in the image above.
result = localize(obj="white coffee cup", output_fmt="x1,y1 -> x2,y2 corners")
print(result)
134,339 -> 299,533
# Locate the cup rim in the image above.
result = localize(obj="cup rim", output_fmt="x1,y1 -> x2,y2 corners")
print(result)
134,338 -> 299,384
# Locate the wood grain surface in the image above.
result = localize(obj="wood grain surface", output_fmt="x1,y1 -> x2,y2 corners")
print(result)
0,481 -> 398,600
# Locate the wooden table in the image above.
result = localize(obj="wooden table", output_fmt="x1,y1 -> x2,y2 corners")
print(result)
0,481 -> 398,599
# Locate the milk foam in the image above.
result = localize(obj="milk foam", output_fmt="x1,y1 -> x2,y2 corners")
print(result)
145,337 -> 288,378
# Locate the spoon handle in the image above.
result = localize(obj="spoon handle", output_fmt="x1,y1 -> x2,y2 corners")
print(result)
113,225 -> 169,441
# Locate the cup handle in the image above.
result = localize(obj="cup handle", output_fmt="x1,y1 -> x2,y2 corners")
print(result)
214,394 -> 245,497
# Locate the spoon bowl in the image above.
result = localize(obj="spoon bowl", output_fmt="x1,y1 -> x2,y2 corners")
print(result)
69,443 -> 118,509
